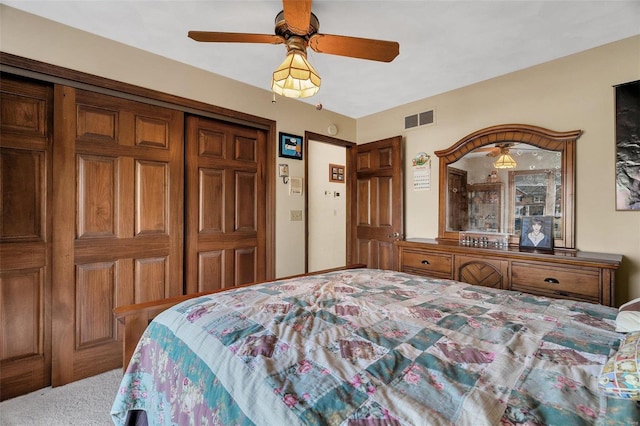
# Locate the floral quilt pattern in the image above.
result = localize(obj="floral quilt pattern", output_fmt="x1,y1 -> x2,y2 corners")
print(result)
111,269 -> 639,425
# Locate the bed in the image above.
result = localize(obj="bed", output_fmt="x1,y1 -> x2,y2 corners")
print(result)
111,268 -> 639,425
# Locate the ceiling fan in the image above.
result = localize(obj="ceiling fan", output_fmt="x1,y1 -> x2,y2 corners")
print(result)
187,0 -> 400,98
474,143 -> 544,169
477,143 -> 515,158
476,143 -> 540,158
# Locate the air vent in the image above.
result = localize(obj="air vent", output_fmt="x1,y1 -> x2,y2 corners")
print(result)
404,114 -> 418,129
419,110 -> 434,126
404,109 -> 435,130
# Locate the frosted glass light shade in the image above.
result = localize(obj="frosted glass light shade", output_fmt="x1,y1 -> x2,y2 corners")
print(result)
494,152 -> 517,169
271,51 -> 321,98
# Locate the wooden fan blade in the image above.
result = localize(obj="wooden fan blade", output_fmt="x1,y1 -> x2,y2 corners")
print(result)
309,34 -> 399,62
188,31 -> 284,45
283,0 -> 312,35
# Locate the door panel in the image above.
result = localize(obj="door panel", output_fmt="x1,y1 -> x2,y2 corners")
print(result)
1,150 -> 45,239
236,171 -> 257,231
378,176 -> 393,226
0,77 -> 52,400
134,257 -> 168,302
200,169 -> 224,232
77,155 -> 116,238
52,87 -> 183,385
198,251 -> 225,291
377,241 -> 395,269
235,247 -> 257,285
353,136 -> 403,270
185,116 -> 266,294
135,160 -> 169,235
76,262 -> 115,347
357,179 -> 371,225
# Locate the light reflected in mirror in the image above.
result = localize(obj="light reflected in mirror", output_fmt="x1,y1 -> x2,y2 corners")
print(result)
446,143 -> 563,238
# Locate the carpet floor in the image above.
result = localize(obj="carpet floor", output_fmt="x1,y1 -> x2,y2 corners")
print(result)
0,369 -> 122,426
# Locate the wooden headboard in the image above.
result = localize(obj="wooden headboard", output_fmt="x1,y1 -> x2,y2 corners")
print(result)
114,264 -> 367,370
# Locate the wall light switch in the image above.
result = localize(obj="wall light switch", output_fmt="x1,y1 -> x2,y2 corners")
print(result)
290,210 -> 303,221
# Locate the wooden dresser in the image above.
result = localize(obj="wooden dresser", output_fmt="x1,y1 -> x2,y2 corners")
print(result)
395,239 -> 622,307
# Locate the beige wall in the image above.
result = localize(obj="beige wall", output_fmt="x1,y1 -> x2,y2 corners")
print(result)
2,6 -> 639,302
358,35 -> 640,303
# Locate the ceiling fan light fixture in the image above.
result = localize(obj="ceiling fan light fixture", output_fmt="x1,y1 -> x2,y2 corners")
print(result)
493,147 -> 517,169
271,49 -> 321,98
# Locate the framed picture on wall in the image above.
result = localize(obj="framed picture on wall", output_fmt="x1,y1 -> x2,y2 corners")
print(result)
279,132 -> 303,160
519,215 -> 554,252
329,163 -> 345,183
615,80 -> 640,210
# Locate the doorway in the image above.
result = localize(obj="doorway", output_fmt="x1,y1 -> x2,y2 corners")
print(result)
307,140 -> 346,272
305,133 -> 404,272
305,132 -> 354,273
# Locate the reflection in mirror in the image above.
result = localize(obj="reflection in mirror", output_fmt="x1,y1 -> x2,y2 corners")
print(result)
446,143 -> 561,235
509,169 -> 562,238
435,124 -> 581,249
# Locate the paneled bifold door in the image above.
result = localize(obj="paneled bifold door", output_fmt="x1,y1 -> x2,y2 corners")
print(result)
1,76 -> 270,398
51,87 -> 184,385
184,116 -> 267,294
0,77 -> 53,400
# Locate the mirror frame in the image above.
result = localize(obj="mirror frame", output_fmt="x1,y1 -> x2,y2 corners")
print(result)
434,124 -> 582,249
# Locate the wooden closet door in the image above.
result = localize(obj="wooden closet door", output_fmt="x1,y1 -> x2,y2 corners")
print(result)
0,77 -> 52,400
185,116 -> 266,294
52,87 -> 183,385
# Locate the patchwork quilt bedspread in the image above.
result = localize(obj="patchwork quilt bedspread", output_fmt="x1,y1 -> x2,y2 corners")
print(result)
111,268 -> 638,425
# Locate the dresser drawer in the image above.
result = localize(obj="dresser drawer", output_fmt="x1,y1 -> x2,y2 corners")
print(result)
400,249 -> 453,278
511,262 -> 600,301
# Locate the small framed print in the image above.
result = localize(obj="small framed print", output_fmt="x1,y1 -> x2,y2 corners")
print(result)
519,215 -> 554,252
279,132 -> 303,160
329,163 -> 345,183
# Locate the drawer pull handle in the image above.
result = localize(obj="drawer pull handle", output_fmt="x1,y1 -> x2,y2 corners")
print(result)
544,278 -> 560,284
421,260 -> 430,265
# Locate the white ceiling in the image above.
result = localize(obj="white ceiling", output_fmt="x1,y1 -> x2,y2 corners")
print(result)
4,1 -> 640,119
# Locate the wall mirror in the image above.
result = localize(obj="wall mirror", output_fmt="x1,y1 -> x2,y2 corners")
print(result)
435,124 -> 581,249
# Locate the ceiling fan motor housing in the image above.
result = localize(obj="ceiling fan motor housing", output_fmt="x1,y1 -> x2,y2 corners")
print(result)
275,10 -> 320,38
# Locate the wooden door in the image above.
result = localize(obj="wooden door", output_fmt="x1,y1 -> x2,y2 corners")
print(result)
353,136 -> 403,270
184,116 -> 267,294
51,87 -> 184,385
0,77 -> 52,400
447,167 -> 468,231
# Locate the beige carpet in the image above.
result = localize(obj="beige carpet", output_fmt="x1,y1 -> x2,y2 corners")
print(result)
0,369 -> 122,426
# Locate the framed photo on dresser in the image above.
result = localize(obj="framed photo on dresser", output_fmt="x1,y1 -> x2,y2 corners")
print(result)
519,216 -> 554,252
